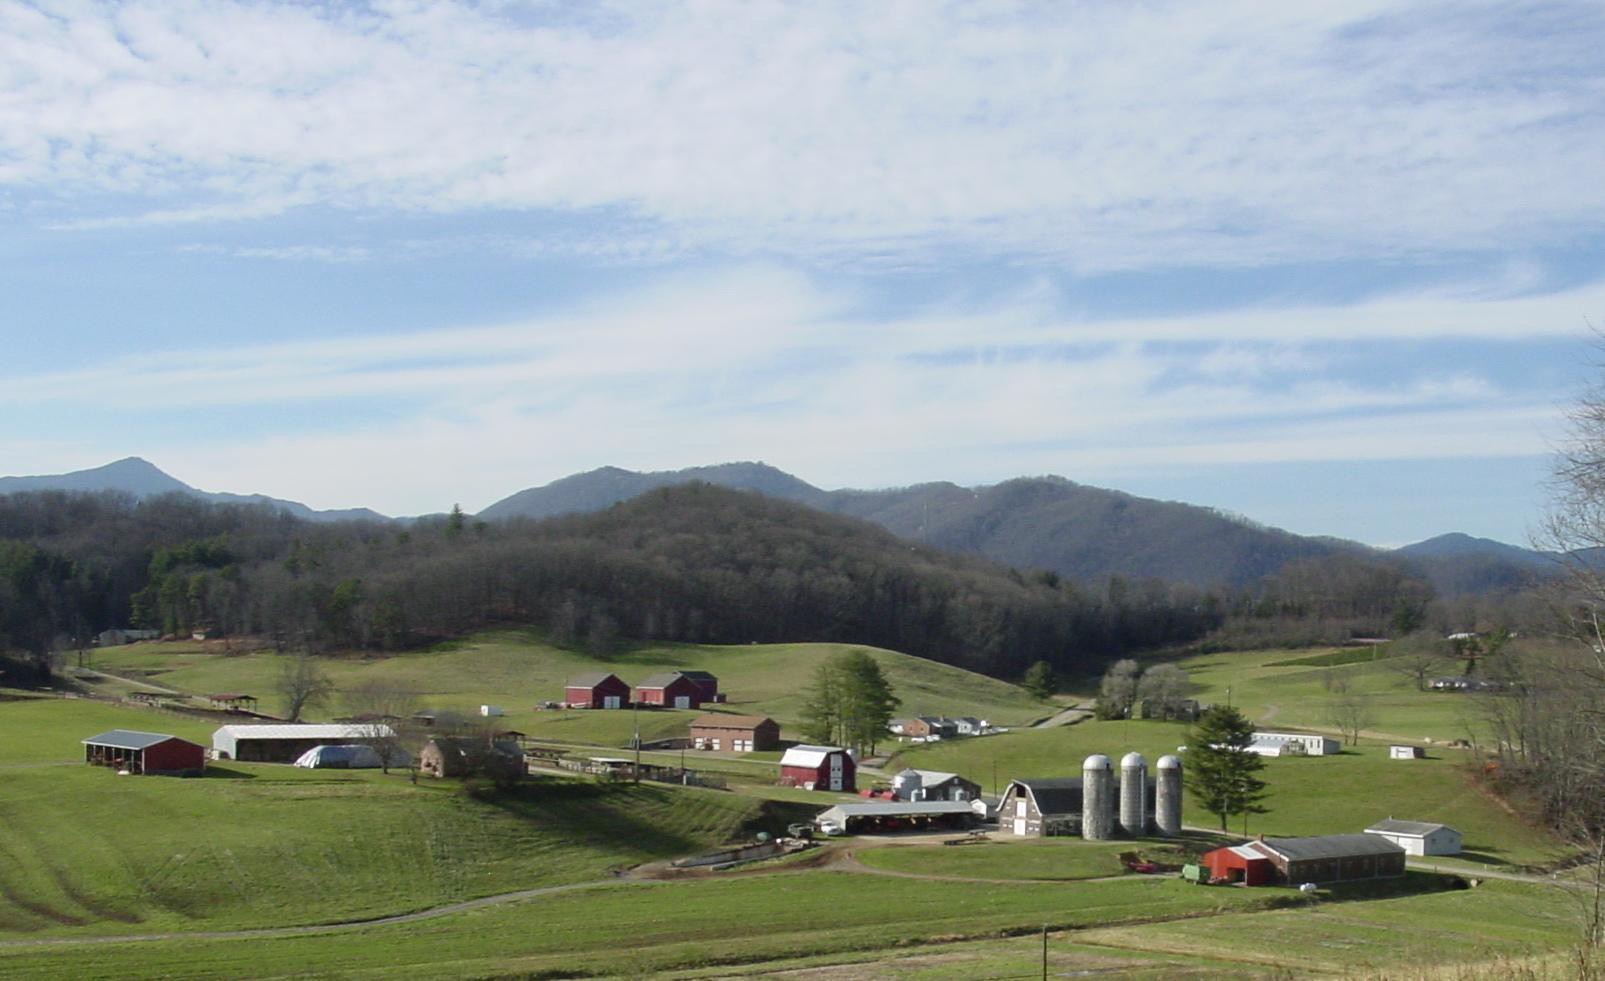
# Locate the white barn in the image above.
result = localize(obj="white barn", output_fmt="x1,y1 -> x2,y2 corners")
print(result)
1365,819 -> 1462,856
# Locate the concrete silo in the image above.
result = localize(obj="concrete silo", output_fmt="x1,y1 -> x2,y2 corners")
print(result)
1155,754 -> 1183,836
1119,752 -> 1148,837
1081,754 -> 1114,840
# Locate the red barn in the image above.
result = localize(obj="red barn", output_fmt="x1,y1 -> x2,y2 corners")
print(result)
680,670 -> 721,703
779,745 -> 855,792
633,672 -> 703,709
564,672 -> 631,709
82,730 -> 206,776
1200,842 -> 1276,886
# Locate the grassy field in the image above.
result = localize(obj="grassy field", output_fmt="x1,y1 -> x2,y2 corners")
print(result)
0,695 -> 791,937
856,837 -> 1193,880
0,872 -> 1287,978
1174,644 -> 1494,744
88,631 -> 1056,742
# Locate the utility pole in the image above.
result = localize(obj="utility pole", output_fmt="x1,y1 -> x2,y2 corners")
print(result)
633,701 -> 641,784
1041,924 -> 1048,979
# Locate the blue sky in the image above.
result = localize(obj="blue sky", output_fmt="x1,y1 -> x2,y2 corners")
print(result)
3,1 -> 1604,546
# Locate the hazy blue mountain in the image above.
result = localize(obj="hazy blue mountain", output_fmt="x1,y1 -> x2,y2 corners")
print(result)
480,465 -> 1359,588
477,462 -> 829,521
1391,532 -> 1559,595
0,457 -> 390,524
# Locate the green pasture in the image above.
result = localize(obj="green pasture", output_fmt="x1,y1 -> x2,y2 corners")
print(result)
0,872 -> 1284,979
90,631 -> 1053,741
0,695 -> 217,767
893,718 -> 1560,865
856,838 -> 1192,881
1078,876 -> 1585,976
1175,645 -> 1494,744
0,695 -> 777,937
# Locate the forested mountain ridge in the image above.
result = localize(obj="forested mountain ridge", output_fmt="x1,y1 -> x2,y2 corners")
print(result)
4,458 -> 1557,596
0,485 -> 1219,685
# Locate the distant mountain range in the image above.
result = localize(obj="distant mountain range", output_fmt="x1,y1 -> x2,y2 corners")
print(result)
0,457 -> 389,524
0,457 -> 1561,592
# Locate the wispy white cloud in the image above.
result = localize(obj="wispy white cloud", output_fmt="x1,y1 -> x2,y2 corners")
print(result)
3,2 -> 1604,269
0,266 -> 1572,514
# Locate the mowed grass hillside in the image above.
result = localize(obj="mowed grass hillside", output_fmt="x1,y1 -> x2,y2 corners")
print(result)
0,696 -> 779,937
891,717 -> 1562,866
1173,645 -> 1506,744
89,631 -> 1056,745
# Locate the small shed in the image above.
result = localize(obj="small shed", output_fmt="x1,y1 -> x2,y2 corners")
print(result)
633,672 -> 704,709
564,672 -> 631,709
1365,819 -> 1463,856
207,693 -> 258,712
1389,745 -> 1425,760
779,745 -> 855,792
82,730 -> 206,776
1201,843 -> 1276,886
689,714 -> 780,752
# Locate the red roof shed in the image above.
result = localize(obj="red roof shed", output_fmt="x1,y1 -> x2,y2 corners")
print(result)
1201,842 -> 1276,886
564,673 -> 631,709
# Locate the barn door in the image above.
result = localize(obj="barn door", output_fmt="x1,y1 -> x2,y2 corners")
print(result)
603,695 -> 620,709
674,695 -> 690,709
828,755 -> 843,791
1014,818 -> 1027,836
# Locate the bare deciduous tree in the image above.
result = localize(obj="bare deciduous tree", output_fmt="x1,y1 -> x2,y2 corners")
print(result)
276,652 -> 335,723
1096,659 -> 1140,720
342,679 -> 421,773
1324,674 -> 1375,746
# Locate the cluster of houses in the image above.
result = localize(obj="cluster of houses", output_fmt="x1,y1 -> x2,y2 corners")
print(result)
563,671 -> 722,709
888,715 -> 991,741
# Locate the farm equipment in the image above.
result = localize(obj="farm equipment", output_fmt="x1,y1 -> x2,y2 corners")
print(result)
1180,864 -> 1209,884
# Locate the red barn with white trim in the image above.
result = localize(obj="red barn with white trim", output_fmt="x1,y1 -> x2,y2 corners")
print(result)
564,672 -> 631,709
779,745 -> 855,792
633,672 -> 703,709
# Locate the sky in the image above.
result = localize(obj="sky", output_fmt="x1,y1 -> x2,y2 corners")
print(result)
3,1 -> 1605,547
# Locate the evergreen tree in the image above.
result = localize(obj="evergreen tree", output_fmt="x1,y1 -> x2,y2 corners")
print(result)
1022,660 -> 1057,699
1186,704 -> 1269,831
800,649 -> 899,755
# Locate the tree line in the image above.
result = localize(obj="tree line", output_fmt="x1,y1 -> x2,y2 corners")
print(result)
0,481 -> 1555,690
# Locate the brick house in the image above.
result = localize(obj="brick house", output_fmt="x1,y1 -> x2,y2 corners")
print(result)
688,714 -> 780,752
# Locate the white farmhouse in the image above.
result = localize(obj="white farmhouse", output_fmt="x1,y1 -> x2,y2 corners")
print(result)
1365,819 -> 1463,856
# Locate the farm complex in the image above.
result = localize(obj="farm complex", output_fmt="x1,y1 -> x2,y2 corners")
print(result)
0,636 -> 1590,978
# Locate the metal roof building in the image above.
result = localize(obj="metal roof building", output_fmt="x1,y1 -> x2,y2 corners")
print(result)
815,800 -> 976,833
83,730 -> 206,776
212,724 -> 396,763
1365,819 -> 1463,856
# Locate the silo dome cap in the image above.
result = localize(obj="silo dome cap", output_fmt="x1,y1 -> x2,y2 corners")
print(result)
1157,754 -> 1182,769
1082,753 -> 1112,769
1120,752 -> 1147,768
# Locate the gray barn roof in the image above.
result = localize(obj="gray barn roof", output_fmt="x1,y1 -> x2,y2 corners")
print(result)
1010,777 -> 1084,816
1366,819 -> 1454,837
1259,834 -> 1405,861
82,729 -> 183,751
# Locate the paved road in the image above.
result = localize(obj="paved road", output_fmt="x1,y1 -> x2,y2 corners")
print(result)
1033,702 -> 1094,728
